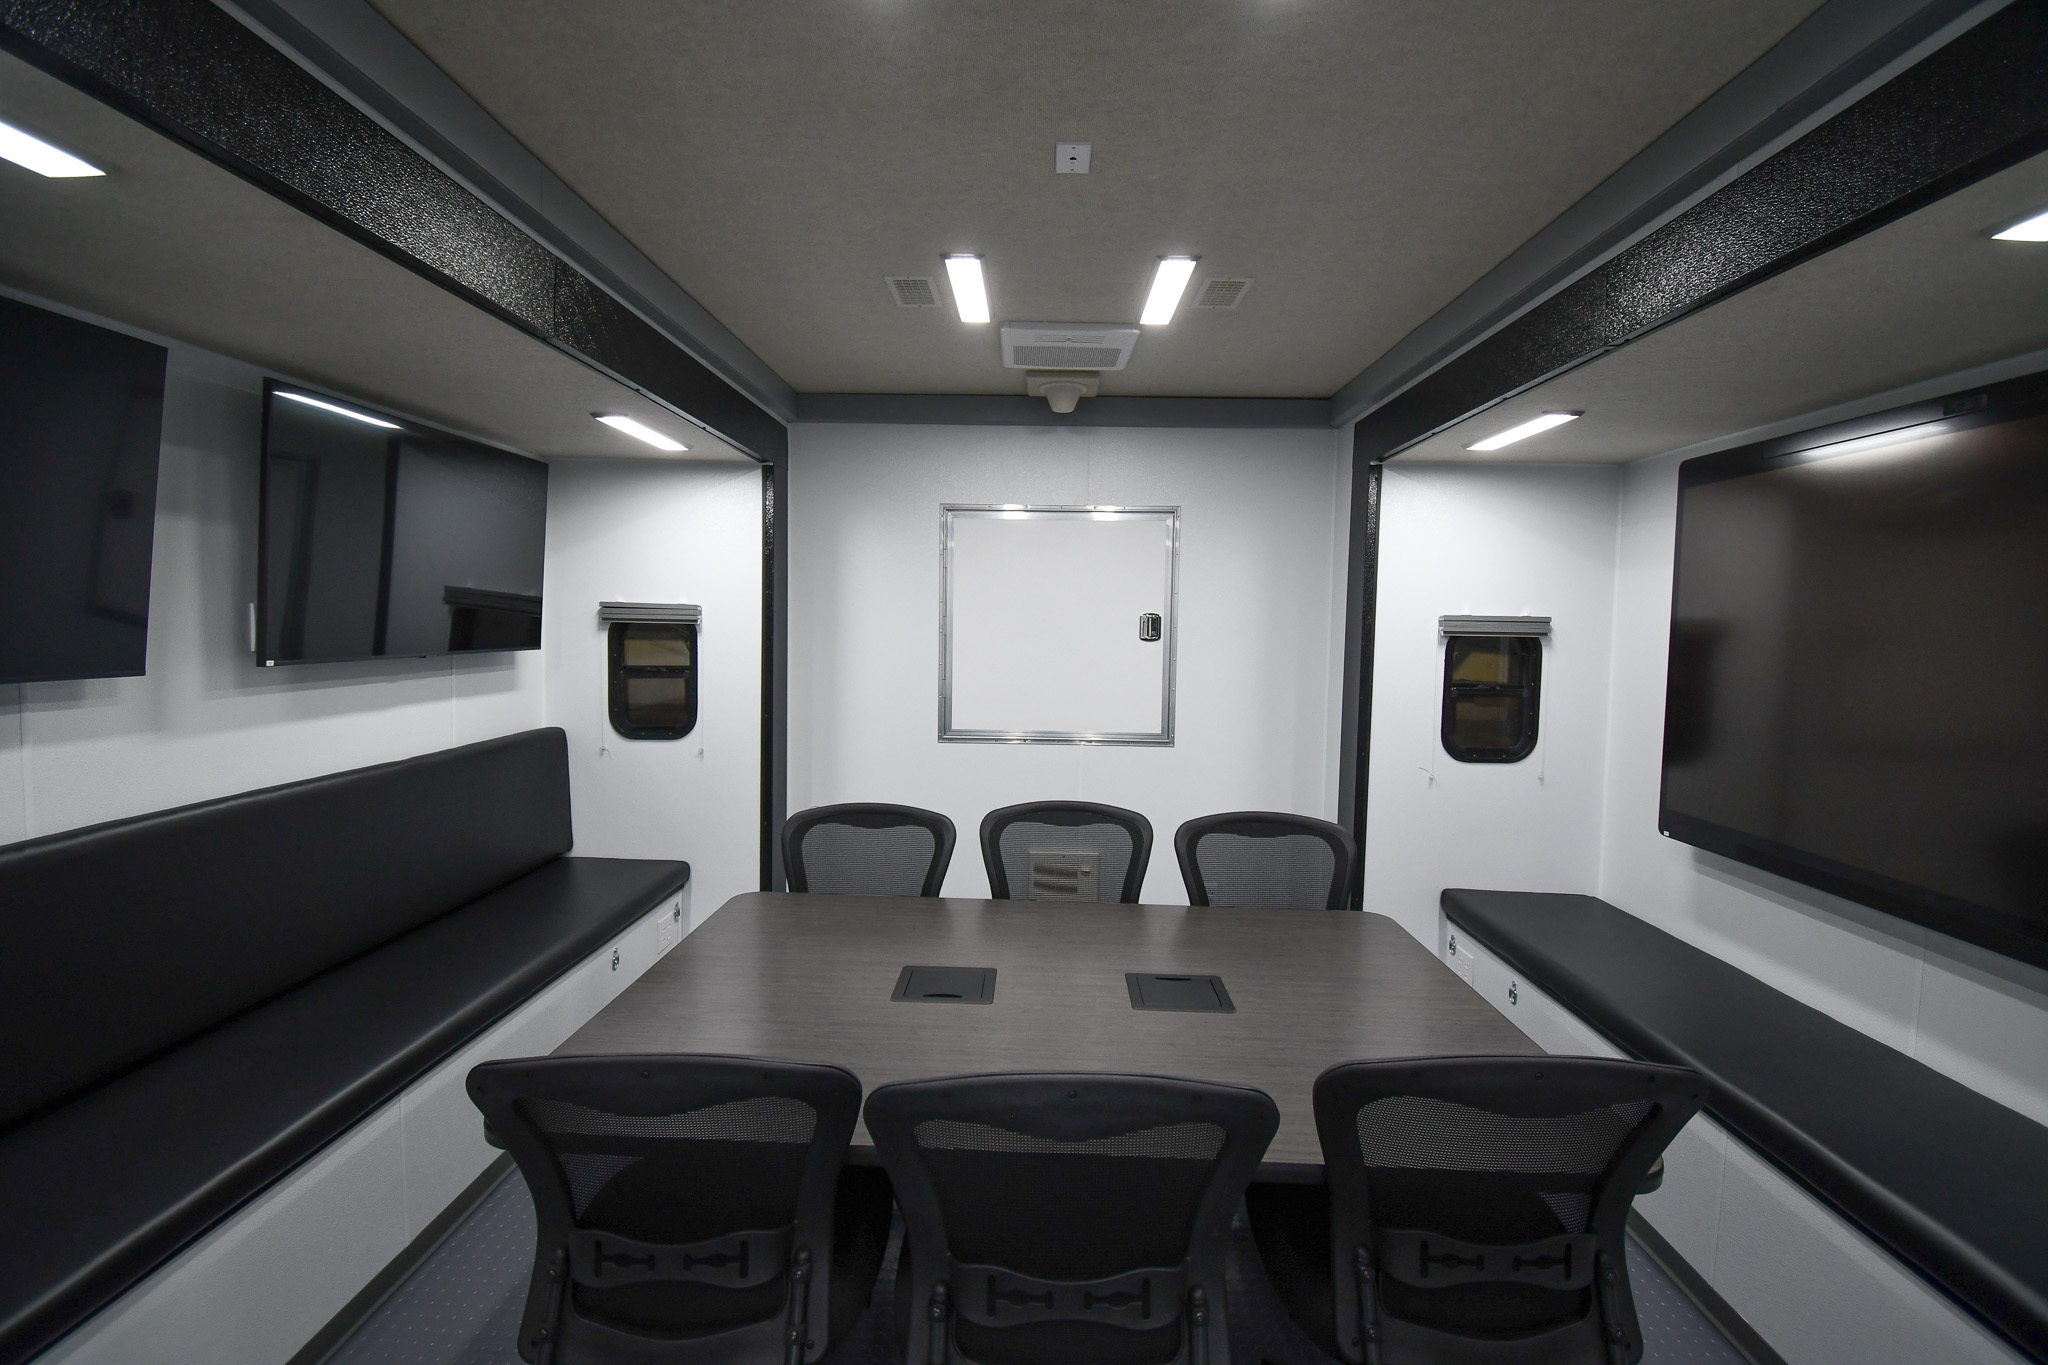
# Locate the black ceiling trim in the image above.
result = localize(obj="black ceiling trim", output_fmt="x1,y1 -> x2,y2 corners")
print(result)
0,0 -> 786,463
795,393 -> 1334,429
1356,0 -> 2048,461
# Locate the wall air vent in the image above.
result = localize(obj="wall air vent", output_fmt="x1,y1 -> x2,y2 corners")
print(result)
1194,278 -> 1252,309
999,323 -> 1139,370
887,276 -> 940,307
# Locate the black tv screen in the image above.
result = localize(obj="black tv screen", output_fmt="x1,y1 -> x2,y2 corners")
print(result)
259,382 -> 547,665
0,296 -> 167,685
1663,370 -> 2048,968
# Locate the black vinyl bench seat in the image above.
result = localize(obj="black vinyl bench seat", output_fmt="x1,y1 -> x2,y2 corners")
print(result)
1442,888 -> 2048,1364
0,729 -> 688,1363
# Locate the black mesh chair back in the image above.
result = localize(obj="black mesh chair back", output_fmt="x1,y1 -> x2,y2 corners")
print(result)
1174,812 -> 1357,910
468,1053 -> 885,1364
783,803 -> 956,897
866,1072 -> 1279,1365
980,801 -> 1154,903
1297,1056 -> 1703,1365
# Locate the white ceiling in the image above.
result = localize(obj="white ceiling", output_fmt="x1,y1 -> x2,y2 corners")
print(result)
0,50 -> 753,463
1400,147 -> 2048,464
366,0 -> 1823,398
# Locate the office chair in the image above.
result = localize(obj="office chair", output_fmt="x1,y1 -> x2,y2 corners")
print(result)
1248,1056 -> 1703,1365
865,1071 -> 1278,1365
980,801 -> 1154,903
1174,812 -> 1358,910
783,803 -> 956,897
468,1053 -> 891,1364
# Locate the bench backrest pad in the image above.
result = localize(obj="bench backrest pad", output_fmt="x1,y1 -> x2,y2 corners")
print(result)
0,727 -> 573,1131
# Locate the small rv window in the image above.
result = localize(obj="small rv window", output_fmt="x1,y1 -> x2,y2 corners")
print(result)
608,621 -> 697,740
1442,635 -> 1540,762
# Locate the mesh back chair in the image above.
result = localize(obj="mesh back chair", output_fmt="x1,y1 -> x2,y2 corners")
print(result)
980,801 -> 1155,903
1248,1056 -> 1703,1365
1174,812 -> 1358,911
784,804 -> 956,897
866,1073 -> 1279,1365
468,1054 -> 892,1365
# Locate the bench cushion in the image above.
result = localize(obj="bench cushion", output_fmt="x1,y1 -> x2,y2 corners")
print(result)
0,854 -> 689,1363
0,730 -> 575,1131
1442,888 -> 2048,1363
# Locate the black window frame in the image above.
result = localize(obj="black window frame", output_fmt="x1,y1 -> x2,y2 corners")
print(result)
607,620 -> 698,740
1441,634 -> 1541,763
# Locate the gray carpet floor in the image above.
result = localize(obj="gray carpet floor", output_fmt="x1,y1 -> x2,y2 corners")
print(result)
329,1171 -> 1750,1365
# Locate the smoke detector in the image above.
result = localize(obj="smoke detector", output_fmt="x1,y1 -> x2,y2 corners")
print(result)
1026,370 -> 1100,414
1000,323 -> 1138,371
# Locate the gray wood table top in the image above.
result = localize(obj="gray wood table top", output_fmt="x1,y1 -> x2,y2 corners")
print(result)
559,893 -> 1539,1174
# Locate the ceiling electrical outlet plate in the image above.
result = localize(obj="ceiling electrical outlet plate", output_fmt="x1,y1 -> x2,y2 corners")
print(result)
1055,141 -> 1091,173
892,965 -> 997,1004
1125,973 -> 1235,1013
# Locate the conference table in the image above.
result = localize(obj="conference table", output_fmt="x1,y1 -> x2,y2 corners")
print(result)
559,893 -> 1540,1177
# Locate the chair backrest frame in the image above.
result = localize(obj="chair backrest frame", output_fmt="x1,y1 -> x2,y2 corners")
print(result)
783,803 -> 956,898
979,801 -> 1155,903
1174,811 -> 1359,911
866,1071 -> 1279,1365
1311,1056 -> 1703,1365
469,1052 -> 864,1365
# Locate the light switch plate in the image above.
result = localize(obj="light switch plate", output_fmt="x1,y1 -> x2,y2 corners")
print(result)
1055,141 -> 1091,173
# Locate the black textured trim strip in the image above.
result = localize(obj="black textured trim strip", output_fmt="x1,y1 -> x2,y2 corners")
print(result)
1335,453 -> 1381,908
0,0 -> 786,461
1358,0 -> 2048,461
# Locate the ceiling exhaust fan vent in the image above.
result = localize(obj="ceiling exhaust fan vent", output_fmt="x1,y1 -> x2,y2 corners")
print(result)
1195,278 -> 1252,309
1000,323 -> 1139,370
887,276 -> 940,307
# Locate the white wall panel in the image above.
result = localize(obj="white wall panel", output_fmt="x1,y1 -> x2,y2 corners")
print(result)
787,423 -> 1347,903
541,459 -> 764,919
0,337 -> 546,849
1712,1139 -> 2024,1365
1362,463 -> 1622,947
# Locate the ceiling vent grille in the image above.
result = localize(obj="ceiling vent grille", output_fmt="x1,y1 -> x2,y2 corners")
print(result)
1195,278 -> 1252,309
1000,323 -> 1139,370
887,276 -> 940,307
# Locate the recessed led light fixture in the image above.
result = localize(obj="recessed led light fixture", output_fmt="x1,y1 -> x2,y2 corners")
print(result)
1140,256 -> 1198,325
0,118 -> 103,178
1992,208 -> 2048,241
944,255 -> 990,324
1466,411 -> 1582,451
276,390 -> 399,428
595,413 -> 688,451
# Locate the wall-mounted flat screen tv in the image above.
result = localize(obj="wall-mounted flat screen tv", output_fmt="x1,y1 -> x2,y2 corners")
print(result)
1662,368 -> 2048,969
259,382 -> 547,665
0,295 -> 168,685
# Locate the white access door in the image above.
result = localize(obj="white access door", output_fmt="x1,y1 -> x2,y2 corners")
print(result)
941,506 -> 1178,744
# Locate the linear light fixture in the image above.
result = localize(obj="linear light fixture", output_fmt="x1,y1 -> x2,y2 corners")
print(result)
276,390 -> 399,428
1466,411 -> 1582,451
1992,208 -> 2048,241
1140,256 -> 1198,325
944,255 -> 990,324
595,414 -> 688,451
0,118 -> 103,177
